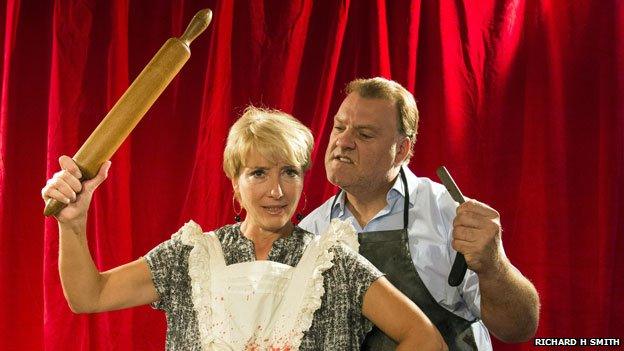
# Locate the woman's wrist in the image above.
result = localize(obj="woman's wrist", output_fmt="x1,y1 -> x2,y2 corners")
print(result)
58,217 -> 88,236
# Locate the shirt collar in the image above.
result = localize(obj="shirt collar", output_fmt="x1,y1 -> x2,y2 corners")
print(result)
330,188 -> 348,217
388,165 -> 418,206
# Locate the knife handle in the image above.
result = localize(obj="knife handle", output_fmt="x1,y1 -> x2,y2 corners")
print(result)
436,166 -> 468,287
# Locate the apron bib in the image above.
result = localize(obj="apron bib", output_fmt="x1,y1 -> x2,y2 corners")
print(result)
331,168 -> 478,351
177,220 -> 357,351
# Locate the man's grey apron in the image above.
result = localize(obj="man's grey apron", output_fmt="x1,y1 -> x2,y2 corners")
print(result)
331,168 -> 478,350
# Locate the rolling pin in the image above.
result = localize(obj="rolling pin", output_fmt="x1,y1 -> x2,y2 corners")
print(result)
44,9 -> 213,216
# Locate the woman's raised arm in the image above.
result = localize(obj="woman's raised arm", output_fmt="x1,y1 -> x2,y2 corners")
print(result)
42,156 -> 159,313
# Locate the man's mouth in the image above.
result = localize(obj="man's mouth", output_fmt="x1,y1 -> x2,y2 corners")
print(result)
332,155 -> 354,164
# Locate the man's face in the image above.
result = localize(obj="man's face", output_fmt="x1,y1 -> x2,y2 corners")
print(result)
324,92 -> 408,194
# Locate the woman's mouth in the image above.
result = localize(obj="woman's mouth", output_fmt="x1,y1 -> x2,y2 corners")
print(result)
262,205 -> 287,214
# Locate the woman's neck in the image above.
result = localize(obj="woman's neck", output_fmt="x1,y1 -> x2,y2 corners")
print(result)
240,220 -> 293,260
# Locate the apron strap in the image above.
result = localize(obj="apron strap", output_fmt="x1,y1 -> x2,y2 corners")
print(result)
399,167 -> 409,230
204,231 -> 227,271
186,231 -> 227,349
267,236 -> 323,330
264,220 -> 353,347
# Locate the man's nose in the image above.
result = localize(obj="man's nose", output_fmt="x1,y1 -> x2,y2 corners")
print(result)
335,130 -> 355,149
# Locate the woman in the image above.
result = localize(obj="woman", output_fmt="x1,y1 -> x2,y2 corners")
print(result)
42,107 -> 447,350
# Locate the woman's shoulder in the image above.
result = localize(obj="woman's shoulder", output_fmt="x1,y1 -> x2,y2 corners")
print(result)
170,220 -> 205,245
320,220 -> 383,281
172,221 -> 242,247
293,225 -> 315,244
212,222 -> 241,241
318,219 -> 359,251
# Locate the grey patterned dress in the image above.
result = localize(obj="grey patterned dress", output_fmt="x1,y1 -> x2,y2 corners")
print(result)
145,223 -> 384,350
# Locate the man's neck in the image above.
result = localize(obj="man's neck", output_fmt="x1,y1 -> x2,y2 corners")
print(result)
344,178 -> 396,228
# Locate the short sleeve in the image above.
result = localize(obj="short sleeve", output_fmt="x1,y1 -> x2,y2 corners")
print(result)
330,243 -> 384,331
460,269 -> 482,318
144,235 -> 192,311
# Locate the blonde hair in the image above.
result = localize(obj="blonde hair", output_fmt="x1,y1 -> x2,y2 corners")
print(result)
346,77 -> 419,160
223,106 -> 314,179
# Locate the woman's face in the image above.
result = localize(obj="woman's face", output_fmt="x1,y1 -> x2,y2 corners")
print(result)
233,149 -> 303,234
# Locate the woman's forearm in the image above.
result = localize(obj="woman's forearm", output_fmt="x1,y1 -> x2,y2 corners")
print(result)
363,278 -> 448,351
397,332 -> 448,351
58,220 -> 104,313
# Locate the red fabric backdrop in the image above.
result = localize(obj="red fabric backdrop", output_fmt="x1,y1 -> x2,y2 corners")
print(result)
1,0 -> 622,349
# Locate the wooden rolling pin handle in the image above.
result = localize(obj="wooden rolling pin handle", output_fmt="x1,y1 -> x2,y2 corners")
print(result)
180,9 -> 213,47
43,9 -> 213,217
43,159 -> 90,217
44,197 -> 68,217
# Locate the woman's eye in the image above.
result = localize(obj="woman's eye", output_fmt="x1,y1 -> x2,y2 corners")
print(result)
250,169 -> 266,177
333,125 -> 345,132
283,167 -> 301,177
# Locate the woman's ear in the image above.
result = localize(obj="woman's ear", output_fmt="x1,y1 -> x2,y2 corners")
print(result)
231,178 -> 240,199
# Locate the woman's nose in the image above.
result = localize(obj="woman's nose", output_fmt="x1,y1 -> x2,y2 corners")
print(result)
269,179 -> 284,199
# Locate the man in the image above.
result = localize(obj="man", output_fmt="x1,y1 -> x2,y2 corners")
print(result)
300,77 -> 539,350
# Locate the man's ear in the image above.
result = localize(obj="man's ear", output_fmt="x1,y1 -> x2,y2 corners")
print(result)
394,136 -> 411,165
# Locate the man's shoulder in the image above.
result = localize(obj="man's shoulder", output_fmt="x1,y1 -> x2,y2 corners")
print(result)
404,167 -> 451,204
415,176 -> 449,199
299,195 -> 336,234
405,168 -> 458,229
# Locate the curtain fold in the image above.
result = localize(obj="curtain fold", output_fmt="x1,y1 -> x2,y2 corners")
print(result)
1,1 -> 622,349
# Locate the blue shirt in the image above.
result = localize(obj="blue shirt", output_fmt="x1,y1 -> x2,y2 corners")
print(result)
300,166 -> 492,350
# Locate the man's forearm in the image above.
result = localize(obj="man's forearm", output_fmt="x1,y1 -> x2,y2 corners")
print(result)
478,258 -> 540,342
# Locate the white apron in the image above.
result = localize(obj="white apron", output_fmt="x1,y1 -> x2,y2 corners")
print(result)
177,219 -> 358,351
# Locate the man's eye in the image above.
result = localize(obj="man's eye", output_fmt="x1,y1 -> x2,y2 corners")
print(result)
360,133 -> 372,139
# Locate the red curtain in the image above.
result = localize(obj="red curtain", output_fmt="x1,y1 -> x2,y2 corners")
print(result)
1,0 -> 622,349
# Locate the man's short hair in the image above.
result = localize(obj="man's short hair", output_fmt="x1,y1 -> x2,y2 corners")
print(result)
346,77 -> 419,160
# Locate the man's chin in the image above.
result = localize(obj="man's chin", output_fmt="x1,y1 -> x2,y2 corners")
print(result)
326,173 -> 350,189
